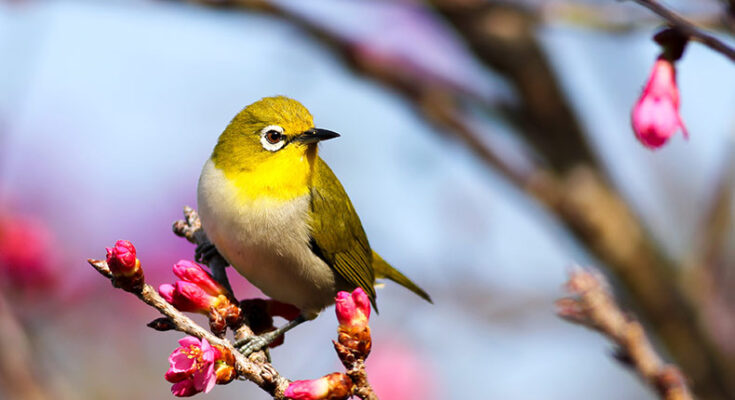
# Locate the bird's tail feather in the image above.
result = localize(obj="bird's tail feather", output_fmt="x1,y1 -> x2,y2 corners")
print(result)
372,251 -> 432,303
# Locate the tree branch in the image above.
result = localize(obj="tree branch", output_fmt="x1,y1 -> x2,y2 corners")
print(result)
629,0 -> 735,62
557,268 -> 695,400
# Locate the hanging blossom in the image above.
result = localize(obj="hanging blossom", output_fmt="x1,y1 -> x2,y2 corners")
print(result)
631,58 -> 688,149
165,336 -> 235,397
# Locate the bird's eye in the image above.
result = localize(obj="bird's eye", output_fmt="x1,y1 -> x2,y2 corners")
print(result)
259,125 -> 286,152
265,130 -> 282,144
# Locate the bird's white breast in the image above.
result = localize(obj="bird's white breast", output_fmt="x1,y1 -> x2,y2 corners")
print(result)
197,159 -> 338,315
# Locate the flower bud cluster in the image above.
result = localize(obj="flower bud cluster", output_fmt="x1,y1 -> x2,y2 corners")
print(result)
334,287 -> 372,360
159,260 -> 241,335
284,288 -> 373,400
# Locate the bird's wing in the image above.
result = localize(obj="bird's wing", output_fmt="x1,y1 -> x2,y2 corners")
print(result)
308,157 -> 376,307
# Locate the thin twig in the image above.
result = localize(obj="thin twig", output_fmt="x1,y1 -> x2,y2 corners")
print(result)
629,0 -> 735,62
86,258 -> 290,398
557,269 -> 695,400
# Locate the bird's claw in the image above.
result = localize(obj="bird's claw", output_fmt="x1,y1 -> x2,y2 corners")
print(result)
195,242 -> 219,264
236,332 -> 277,357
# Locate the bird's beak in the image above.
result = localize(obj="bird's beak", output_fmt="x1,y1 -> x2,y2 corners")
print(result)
294,128 -> 341,144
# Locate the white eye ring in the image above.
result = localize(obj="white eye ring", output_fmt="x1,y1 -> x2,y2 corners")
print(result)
260,125 -> 286,152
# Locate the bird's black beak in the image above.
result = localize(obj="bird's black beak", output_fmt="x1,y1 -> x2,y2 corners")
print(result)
294,128 -> 341,144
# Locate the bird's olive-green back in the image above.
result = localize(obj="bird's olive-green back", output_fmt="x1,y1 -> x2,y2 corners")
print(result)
309,157 -> 377,307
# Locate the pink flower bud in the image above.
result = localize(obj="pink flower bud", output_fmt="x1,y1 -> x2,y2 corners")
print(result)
284,373 -> 353,400
631,58 -> 688,149
172,260 -> 226,296
103,239 -> 143,292
165,337 -> 217,397
335,288 -> 370,329
105,240 -> 137,275
160,281 -> 217,313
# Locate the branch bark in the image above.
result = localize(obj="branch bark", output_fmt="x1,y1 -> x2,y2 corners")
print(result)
558,268 -> 695,400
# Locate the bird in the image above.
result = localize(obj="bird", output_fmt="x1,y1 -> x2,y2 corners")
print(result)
197,96 -> 431,355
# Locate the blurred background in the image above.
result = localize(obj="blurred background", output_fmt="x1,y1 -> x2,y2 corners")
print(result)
1,0 -> 735,399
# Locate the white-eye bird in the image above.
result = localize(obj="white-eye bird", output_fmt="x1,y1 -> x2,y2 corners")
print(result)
197,96 -> 431,354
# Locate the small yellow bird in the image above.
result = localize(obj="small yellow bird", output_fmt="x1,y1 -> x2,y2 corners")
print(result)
197,96 -> 431,354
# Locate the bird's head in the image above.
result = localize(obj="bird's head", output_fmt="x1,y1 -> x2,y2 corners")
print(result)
210,96 -> 340,200
211,96 -> 339,173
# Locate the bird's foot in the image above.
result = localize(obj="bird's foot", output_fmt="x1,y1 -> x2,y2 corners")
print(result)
235,331 -> 282,357
195,242 -> 219,264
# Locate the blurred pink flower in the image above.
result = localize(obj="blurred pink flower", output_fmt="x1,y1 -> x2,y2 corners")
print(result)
335,287 -> 370,330
631,58 -> 687,149
0,211 -> 57,293
367,339 -> 439,400
165,336 -> 217,397
284,372 -> 352,400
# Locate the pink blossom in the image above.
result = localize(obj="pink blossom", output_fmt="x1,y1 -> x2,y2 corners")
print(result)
284,373 -> 352,400
165,337 -> 217,397
335,287 -> 371,329
172,260 -> 226,296
631,58 -> 688,149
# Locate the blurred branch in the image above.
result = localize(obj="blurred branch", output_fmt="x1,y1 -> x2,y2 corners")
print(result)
86,258 -> 291,399
629,0 -> 735,62
541,2 -> 728,32
557,268 -> 694,400
688,143 -> 735,372
0,294 -> 49,400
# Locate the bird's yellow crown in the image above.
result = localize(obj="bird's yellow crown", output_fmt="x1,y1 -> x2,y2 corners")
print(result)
211,96 -> 319,202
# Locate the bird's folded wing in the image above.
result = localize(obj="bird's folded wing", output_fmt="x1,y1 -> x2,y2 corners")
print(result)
308,158 -> 376,305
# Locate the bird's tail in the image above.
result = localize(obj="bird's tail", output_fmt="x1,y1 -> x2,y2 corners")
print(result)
372,251 -> 432,303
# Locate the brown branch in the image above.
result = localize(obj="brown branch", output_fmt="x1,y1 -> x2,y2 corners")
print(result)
86,258 -> 290,399
557,269 -> 695,400
629,0 -> 735,62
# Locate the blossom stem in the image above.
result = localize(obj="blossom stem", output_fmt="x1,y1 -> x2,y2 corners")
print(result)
630,0 -> 735,63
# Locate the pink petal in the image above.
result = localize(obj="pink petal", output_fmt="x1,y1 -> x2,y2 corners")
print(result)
165,369 -> 188,383
192,363 -> 216,393
171,380 -> 198,397
159,284 -> 175,303
178,336 -> 201,348
169,351 -> 195,373
200,339 -> 215,363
